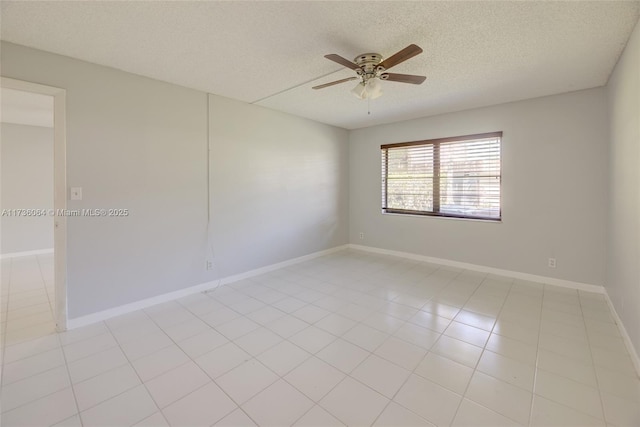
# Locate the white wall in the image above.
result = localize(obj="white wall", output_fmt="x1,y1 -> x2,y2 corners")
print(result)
1,123 -> 54,254
1,42 -> 349,319
208,95 -> 349,276
350,88 -> 608,287
607,20 -> 640,356
1,39 -> 620,329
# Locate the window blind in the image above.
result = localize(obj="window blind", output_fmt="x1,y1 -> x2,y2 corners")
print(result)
381,132 -> 502,221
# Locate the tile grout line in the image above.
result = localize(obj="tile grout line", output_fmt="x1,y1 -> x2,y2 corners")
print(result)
577,291 -> 609,425
158,254 -> 624,424
0,257 -> 63,414
100,316 -> 165,426
527,282 -> 546,427
145,295 -> 260,426
135,263 -> 404,426
281,257 -> 423,425
81,306 -> 232,421
35,254 -> 55,323
57,327 -> 84,427
448,272 -> 517,425
7,320 -> 107,424
368,264 -> 458,426
209,331 -> 310,426
0,256 -> 74,423
2,258 -> 56,343
62,317 -> 182,417
367,264 -> 482,426
533,290 -> 612,424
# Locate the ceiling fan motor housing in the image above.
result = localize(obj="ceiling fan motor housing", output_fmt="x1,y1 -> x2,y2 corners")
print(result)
354,53 -> 384,79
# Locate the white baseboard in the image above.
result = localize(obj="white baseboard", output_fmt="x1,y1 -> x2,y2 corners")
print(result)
603,292 -> 640,377
216,244 -> 348,286
349,244 -> 640,376
66,279 -> 221,330
0,248 -> 54,259
348,244 -> 604,294
66,244 -> 348,330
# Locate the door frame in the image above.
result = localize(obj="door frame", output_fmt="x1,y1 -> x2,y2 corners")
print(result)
1,77 -> 68,331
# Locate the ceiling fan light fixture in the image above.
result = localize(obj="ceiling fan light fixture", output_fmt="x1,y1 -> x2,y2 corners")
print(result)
351,82 -> 367,99
351,78 -> 382,100
367,77 -> 382,99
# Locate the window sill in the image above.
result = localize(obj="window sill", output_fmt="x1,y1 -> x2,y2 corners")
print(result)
381,210 -> 502,223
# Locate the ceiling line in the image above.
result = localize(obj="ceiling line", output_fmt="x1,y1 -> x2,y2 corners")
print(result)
250,68 -> 345,105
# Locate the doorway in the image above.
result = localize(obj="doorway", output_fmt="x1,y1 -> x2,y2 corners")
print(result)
1,77 -> 67,332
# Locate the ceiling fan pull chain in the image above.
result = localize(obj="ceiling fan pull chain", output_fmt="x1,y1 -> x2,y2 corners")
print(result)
368,97 -> 371,115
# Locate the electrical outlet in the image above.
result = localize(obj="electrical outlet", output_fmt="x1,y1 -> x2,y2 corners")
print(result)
359,232 -> 364,240
548,258 -> 556,268
206,260 -> 213,270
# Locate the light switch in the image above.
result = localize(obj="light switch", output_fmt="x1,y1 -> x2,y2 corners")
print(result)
70,187 -> 83,201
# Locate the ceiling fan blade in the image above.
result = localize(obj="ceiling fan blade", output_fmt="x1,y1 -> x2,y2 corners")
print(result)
312,77 -> 358,90
380,73 -> 426,85
324,54 -> 360,70
378,44 -> 423,70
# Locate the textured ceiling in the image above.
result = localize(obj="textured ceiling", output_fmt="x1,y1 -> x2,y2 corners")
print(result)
1,88 -> 53,128
1,1 -> 638,130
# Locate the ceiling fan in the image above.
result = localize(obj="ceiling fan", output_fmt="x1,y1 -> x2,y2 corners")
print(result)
313,44 -> 426,100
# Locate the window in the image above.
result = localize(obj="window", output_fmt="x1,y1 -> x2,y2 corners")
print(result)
381,132 -> 502,221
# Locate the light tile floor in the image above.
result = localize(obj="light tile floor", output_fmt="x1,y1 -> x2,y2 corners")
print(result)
1,250 -> 639,426
1,254 -> 56,347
